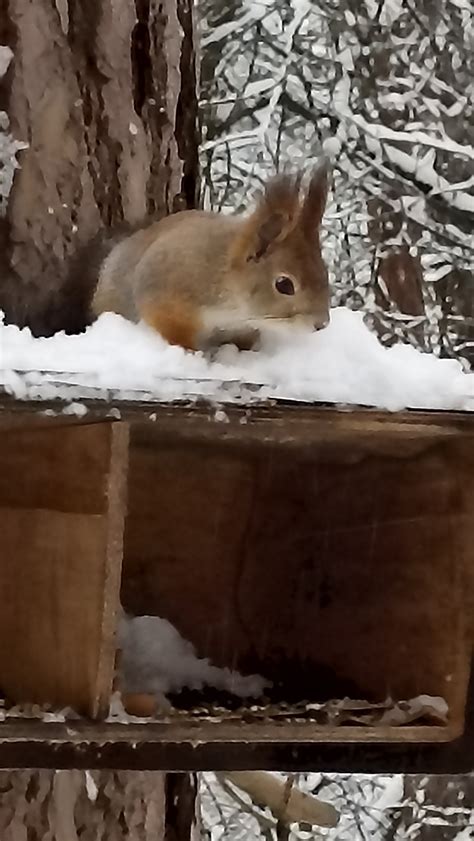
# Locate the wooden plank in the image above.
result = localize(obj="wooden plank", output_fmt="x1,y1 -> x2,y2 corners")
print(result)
0,422 -> 129,717
0,695 -> 473,772
0,421 -> 124,513
1,393 -> 474,446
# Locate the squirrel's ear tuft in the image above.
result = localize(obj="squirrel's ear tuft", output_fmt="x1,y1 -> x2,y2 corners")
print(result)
302,159 -> 330,232
230,172 -> 302,265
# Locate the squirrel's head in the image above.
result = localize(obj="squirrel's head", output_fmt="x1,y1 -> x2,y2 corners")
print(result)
228,162 -> 330,331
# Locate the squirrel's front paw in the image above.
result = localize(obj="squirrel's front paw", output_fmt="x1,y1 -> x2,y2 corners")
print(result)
204,325 -> 261,353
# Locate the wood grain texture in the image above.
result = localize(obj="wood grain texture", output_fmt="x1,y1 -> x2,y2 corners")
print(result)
0,422 -> 129,717
0,422 -> 122,513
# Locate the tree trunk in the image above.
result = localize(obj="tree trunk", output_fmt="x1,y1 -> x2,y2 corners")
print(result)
0,0 -> 199,329
0,3 -> 200,836
0,769 -> 195,841
0,770 -> 199,840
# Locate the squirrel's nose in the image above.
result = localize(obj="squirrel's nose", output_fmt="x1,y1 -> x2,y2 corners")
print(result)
314,316 -> 329,331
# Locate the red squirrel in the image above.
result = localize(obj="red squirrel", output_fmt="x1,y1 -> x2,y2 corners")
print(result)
0,164 -> 330,347
92,163 -> 330,352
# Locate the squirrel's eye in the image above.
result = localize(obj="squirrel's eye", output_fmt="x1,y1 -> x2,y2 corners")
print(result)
275,275 -> 295,296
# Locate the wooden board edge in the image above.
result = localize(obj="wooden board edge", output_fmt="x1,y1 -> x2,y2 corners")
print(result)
0,719 -> 463,745
92,422 -> 130,719
1,395 -> 474,444
0,719 -> 471,773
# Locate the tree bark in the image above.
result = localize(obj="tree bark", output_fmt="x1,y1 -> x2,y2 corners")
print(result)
0,770 -> 200,841
0,770 -> 167,840
0,0 -> 199,326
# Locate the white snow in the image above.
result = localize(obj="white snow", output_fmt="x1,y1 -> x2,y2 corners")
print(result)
1,306 -> 473,412
61,401 -> 88,417
84,771 -> 98,802
0,45 -> 28,215
371,775 -> 405,810
0,701 -> 78,722
118,614 -> 270,698
0,45 -> 13,77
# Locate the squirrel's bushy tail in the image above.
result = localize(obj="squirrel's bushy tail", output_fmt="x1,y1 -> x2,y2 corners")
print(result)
0,220 -> 153,337
0,270 -> 95,338
0,232 -> 119,337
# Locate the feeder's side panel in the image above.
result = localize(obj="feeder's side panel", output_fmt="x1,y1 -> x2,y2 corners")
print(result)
0,422 -> 129,717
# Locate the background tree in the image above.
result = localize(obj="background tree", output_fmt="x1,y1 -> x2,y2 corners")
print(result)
201,771 -> 474,840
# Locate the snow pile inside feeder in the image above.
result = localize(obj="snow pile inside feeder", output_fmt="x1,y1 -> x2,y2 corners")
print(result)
117,614 -> 270,699
1,306 -> 474,411
114,614 -> 449,727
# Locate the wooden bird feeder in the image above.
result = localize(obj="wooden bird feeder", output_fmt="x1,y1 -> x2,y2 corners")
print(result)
0,390 -> 473,773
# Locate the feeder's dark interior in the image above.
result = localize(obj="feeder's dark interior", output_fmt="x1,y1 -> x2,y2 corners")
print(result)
120,416 -> 474,732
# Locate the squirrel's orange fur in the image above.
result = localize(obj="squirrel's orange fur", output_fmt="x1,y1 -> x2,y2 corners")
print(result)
92,163 -> 331,351
141,297 -> 202,351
